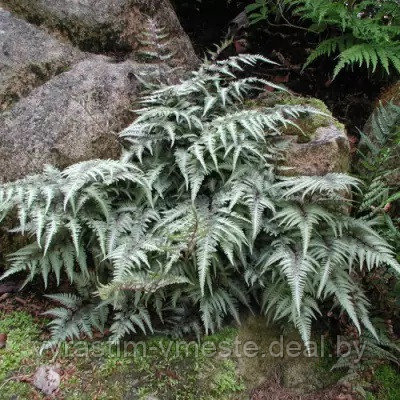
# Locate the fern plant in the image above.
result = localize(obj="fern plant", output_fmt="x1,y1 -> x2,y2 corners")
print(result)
246,0 -> 290,25
332,323 -> 400,392
355,102 -> 400,327
246,0 -> 400,77
136,18 -> 175,64
0,54 -> 399,351
358,102 -> 400,234
289,0 -> 400,77
133,18 -> 184,85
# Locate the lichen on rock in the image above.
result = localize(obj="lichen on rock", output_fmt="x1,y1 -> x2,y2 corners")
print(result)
248,92 -> 350,176
0,7 -> 84,110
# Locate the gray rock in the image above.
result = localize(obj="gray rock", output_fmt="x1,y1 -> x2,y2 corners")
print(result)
285,124 -> 350,176
1,0 -> 198,69
0,7 -> 83,110
32,365 -> 60,396
252,94 -> 350,176
0,57 -> 162,183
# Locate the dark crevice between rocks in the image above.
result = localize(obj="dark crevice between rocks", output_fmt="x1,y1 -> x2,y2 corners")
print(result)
0,1 -> 194,65
172,0 -> 250,55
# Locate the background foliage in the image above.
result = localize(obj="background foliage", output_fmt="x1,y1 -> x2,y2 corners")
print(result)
245,0 -> 400,78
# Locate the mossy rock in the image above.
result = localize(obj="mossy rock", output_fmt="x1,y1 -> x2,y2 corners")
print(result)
235,316 -> 341,395
248,93 -> 350,176
248,92 -> 335,143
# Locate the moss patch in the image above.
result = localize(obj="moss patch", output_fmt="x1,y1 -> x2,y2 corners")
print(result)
246,93 -> 335,143
0,312 -> 41,381
0,312 -> 245,399
0,312 -> 354,399
365,365 -> 400,400
89,327 -> 245,400
0,312 -> 44,399
235,316 -> 343,394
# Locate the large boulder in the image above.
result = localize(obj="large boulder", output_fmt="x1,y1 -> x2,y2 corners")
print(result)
1,0 -> 198,69
0,7 -> 84,110
0,57 -> 164,183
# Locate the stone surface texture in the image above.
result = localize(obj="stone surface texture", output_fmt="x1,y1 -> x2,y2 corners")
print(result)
0,7 -> 83,110
0,1 -> 349,183
252,93 -> 350,176
0,57 -> 161,182
236,316 -> 331,395
285,123 -> 350,176
0,0 -> 198,68
0,0 -> 198,183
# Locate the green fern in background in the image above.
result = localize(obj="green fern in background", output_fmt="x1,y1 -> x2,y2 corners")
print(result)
245,0 -> 400,77
0,54 -> 399,350
358,102 -> 400,256
291,0 -> 400,77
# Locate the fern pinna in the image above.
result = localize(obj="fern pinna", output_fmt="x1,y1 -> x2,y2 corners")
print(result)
0,55 -> 399,350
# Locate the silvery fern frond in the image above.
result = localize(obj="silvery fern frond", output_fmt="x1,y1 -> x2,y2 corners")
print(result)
0,53 -> 398,350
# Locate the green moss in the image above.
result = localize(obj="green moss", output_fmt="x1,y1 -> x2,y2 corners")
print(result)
102,329 -> 243,400
0,313 -> 349,399
0,380 -> 33,399
0,312 -> 244,400
235,316 -> 343,394
0,312 -> 41,381
365,365 -> 400,400
211,360 -> 245,396
0,312 -> 43,399
246,93 -> 334,143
